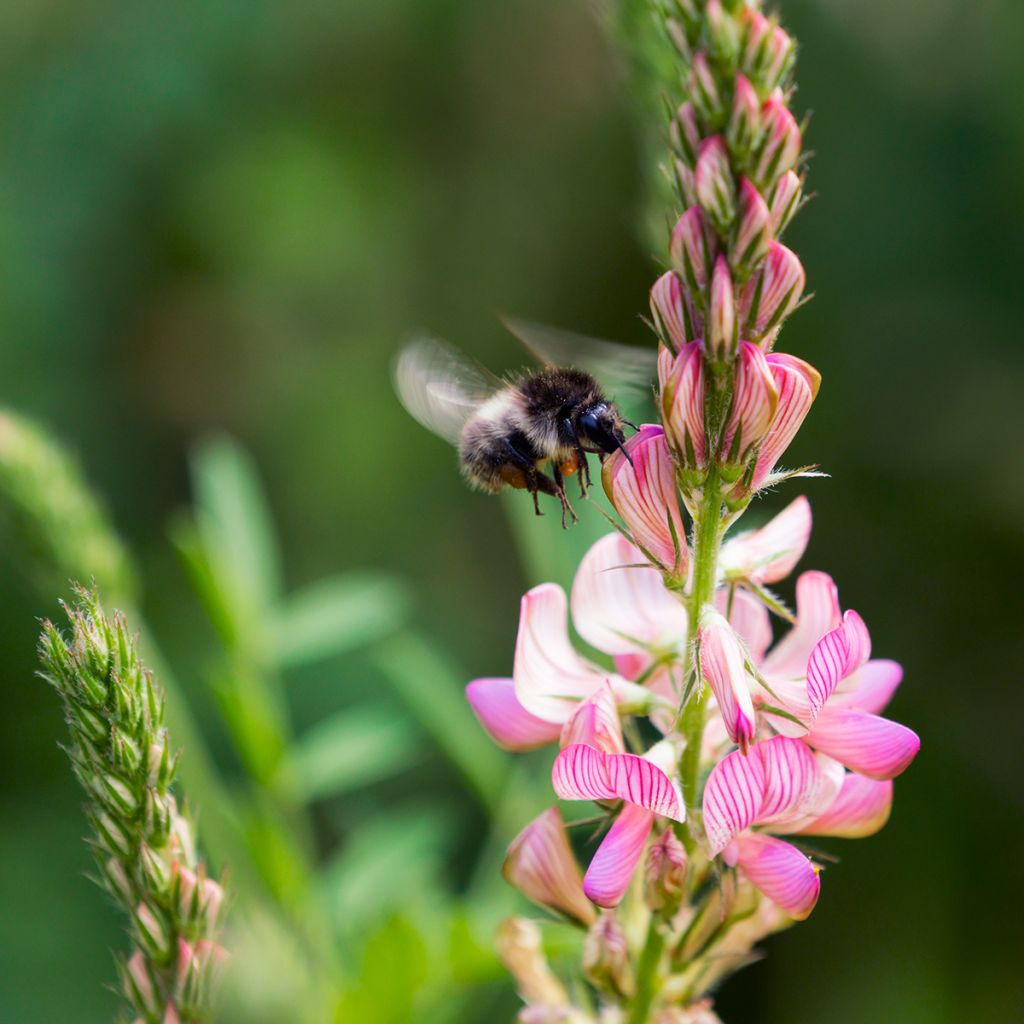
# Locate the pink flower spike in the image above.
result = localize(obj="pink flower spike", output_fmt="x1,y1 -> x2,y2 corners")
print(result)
733,178 -> 772,275
727,75 -> 762,158
513,584 -> 603,722
741,242 -> 806,340
703,746 -> 767,855
466,678 -> 563,751
728,833 -> 820,920
695,137 -> 736,230
761,570 -> 841,678
707,256 -> 738,363
503,807 -> 597,926
649,271 -> 693,351
698,609 -> 757,753
751,353 -> 821,490
805,708 -> 920,780
660,341 -> 707,470
756,97 -> 801,185
798,775 -> 894,838
601,425 -> 688,578
769,170 -> 803,235
720,495 -> 812,585
571,533 -> 688,658
719,341 -> 778,468
584,804 -> 655,908
561,682 -> 624,754
670,207 -> 713,295
806,610 -> 872,717
830,659 -> 903,715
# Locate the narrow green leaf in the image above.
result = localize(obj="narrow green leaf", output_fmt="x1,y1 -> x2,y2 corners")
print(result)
285,706 -> 423,800
271,573 -> 411,669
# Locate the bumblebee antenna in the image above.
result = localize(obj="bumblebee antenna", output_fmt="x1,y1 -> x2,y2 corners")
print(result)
616,439 -> 634,468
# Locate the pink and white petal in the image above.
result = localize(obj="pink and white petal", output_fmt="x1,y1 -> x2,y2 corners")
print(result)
756,736 -> 824,824
806,610 -> 872,717
561,681 -> 625,754
466,678 -> 563,751
645,664 -> 682,735
796,775 -> 893,838
804,708 -> 920,780
699,610 -> 756,752
514,584 -> 604,722
584,804 -> 655,908
751,354 -> 820,490
761,571 -> 841,679
715,586 -> 773,664
831,659 -> 903,715
772,753 -> 847,832
572,533 -> 689,657
720,496 -> 812,585
552,743 -> 616,803
756,673 -> 812,726
730,833 -> 820,920
605,752 -> 685,821
703,747 -> 767,855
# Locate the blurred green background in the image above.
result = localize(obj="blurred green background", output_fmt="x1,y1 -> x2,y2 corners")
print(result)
1,0 -> 1022,1020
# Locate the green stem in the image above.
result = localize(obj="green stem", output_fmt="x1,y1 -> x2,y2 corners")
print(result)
627,920 -> 667,1024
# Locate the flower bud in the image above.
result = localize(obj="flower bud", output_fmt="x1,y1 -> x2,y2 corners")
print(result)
719,342 -> 778,476
123,951 -> 159,1015
649,271 -> 695,352
496,917 -> 569,1009
583,911 -> 634,999
768,170 -> 803,236
740,9 -> 795,93
140,843 -> 171,895
669,102 -> 701,167
755,96 -> 801,187
110,725 -> 143,775
659,342 -> 706,474
669,207 -> 713,299
740,242 -> 805,342
145,787 -> 174,845
103,856 -> 134,903
133,900 -> 172,959
503,808 -> 596,926
673,158 -> 697,208
732,178 -> 771,279
200,875 -> 226,930
698,609 -> 756,752
601,425 -> 688,581
706,257 -> 737,363
94,810 -> 133,859
705,0 -> 738,63
695,137 -> 736,232
645,830 -> 688,911
726,74 -> 761,158
688,53 -> 722,124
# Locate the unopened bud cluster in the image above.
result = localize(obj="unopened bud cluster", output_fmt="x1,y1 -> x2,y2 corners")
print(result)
38,586 -> 224,1023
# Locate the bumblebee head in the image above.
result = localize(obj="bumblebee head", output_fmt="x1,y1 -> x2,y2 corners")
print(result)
577,403 -> 632,463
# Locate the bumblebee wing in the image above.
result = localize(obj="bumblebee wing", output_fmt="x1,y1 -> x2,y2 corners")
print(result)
392,335 -> 499,445
501,315 -> 657,399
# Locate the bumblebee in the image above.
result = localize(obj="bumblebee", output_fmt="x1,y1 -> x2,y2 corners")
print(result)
393,320 -> 653,526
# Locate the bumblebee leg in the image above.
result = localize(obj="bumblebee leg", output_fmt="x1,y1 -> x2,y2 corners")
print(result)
551,464 -> 578,529
528,468 -> 562,517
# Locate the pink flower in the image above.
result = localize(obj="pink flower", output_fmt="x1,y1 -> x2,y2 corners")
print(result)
552,684 -> 684,907
733,177 -> 772,275
695,137 -> 736,230
503,807 -> 597,926
602,424 -> 688,578
719,342 -> 778,471
706,257 -> 737,363
739,241 -> 806,342
649,271 -> 694,352
740,10 -> 795,93
466,678 -> 563,751
768,170 -> 803,236
719,495 -> 812,585
670,207 -> 714,297
727,75 -> 762,158
755,96 -> 802,186
697,609 -> 757,753
688,53 -> 721,123
659,341 -> 706,471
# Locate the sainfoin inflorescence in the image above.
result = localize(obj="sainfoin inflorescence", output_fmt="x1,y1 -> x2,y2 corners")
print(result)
465,1 -> 919,1020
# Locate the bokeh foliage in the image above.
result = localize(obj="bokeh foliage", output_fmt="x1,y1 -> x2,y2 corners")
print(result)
1,0 -> 1022,1020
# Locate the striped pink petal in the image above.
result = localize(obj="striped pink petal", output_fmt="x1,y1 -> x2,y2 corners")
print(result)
606,752 -> 684,820
571,533 -> 688,657
797,774 -> 893,838
720,496 -> 812,585
715,586 -> 772,663
513,584 -> 604,722
756,735 -> 824,824
769,170 -> 803,236
601,425 -> 688,576
670,207 -> 713,294
560,682 -> 624,754
584,803 -> 655,908
503,807 -> 597,925
728,833 -> 820,920
761,571 -> 841,678
720,342 -> 778,465
804,708 -> 920,780
698,609 -> 757,752
660,341 -> 707,470
806,610 -> 872,717
703,746 -> 767,855
649,271 -> 693,351
751,353 -> 820,489
553,743 -> 617,803
830,658 -> 903,715
466,678 -> 563,751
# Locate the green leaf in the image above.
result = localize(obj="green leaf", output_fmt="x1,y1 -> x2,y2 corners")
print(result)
191,435 -> 282,617
285,706 -> 423,800
271,573 -> 411,669
372,631 -> 507,813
